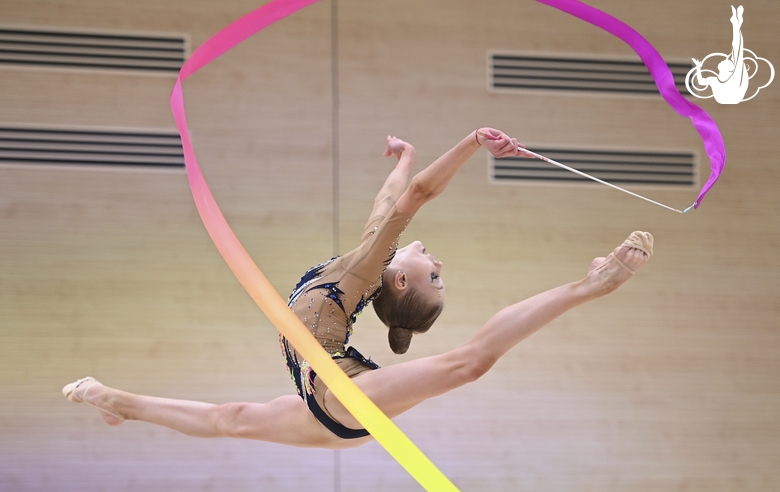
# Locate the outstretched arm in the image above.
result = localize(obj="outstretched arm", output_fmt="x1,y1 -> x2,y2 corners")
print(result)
395,128 -> 526,214
369,136 -> 418,219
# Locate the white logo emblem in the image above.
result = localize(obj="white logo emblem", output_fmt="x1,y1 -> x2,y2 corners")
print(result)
685,5 -> 774,104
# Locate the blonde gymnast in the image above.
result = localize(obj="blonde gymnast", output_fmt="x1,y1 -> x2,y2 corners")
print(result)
64,128 -> 652,448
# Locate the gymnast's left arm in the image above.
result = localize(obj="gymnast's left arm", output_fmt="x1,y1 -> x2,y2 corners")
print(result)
395,128 -> 523,214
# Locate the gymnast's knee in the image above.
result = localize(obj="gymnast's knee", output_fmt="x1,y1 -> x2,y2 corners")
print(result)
452,347 -> 496,385
213,402 -> 256,438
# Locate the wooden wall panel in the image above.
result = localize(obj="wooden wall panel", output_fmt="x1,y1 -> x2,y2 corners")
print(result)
1,0 -> 778,491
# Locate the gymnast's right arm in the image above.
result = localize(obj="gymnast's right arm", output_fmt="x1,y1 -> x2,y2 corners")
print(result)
368,136 -> 418,220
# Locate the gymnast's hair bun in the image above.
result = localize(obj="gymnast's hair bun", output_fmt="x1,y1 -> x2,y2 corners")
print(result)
388,326 -> 413,354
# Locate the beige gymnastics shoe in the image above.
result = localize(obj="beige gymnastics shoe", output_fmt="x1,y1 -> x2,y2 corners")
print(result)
63,377 -> 125,424
587,230 -> 653,297
611,231 -> 653,275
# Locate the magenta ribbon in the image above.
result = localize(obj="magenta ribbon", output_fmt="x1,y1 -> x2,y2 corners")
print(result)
537,0 -> 726,209
169,1 -> 458,489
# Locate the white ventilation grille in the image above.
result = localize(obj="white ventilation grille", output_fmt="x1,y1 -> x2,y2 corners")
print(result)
0,124 -> 185,170
0,26 -> 187,75
490,147 -> 696,188
490,52 -> 692,96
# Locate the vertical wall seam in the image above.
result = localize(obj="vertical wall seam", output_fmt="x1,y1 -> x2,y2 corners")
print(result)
331,0 -> 342,490
331,0 -> 340,259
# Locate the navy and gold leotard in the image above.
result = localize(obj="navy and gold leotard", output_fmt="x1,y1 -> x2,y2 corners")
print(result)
281,205 -> 413,439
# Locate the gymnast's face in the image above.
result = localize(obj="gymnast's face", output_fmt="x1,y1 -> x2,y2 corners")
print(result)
390,241 -> 446,303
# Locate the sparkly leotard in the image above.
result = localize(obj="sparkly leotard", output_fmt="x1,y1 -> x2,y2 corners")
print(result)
281,204 -> 413,439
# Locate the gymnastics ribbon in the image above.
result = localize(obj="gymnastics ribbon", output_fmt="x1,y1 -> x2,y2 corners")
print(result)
537,0 -> 727,211
169,0 -> 457,490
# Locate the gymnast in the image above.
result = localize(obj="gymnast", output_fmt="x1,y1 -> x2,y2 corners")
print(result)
63,128 -> 653,449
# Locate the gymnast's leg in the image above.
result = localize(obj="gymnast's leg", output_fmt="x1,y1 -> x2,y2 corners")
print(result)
63,380 -> 356,448
324,235 -> 652,429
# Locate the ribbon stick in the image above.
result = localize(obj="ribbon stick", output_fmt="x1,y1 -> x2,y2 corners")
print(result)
480,131 -> 687,213
170,0 -> 456,490
537,0 -> 727,210
524,149 -> 688,213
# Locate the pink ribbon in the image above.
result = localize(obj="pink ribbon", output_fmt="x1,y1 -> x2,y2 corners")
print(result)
537,0 -> 726,209
169,1 -> 457,489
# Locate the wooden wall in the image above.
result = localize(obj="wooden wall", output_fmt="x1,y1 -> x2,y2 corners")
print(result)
1,0 -> 778,490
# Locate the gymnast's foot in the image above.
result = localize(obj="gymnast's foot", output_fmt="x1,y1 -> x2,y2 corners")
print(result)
63,377 -> 125,426
383,135 -> 415,160
585,231 -> 653,296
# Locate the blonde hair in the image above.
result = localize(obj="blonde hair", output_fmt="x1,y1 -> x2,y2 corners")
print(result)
373,280 -> 444,354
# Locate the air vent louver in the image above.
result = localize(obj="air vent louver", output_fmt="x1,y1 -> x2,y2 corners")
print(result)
0,26 -> 187,74
491,147 -> 696,188
0,124 -> 185,170
490,52 -> 692,96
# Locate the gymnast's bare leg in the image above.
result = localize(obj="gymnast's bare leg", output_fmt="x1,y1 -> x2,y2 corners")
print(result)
324,240 -> 649,429
64,236 -> 648,449
65,381 -> 362,448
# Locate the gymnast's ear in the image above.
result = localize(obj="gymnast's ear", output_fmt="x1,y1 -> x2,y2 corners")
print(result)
393,270 -> 408,291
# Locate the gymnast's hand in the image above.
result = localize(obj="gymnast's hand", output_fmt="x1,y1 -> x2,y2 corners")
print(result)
477,128 -> 533,158
383,135 -> 415,160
